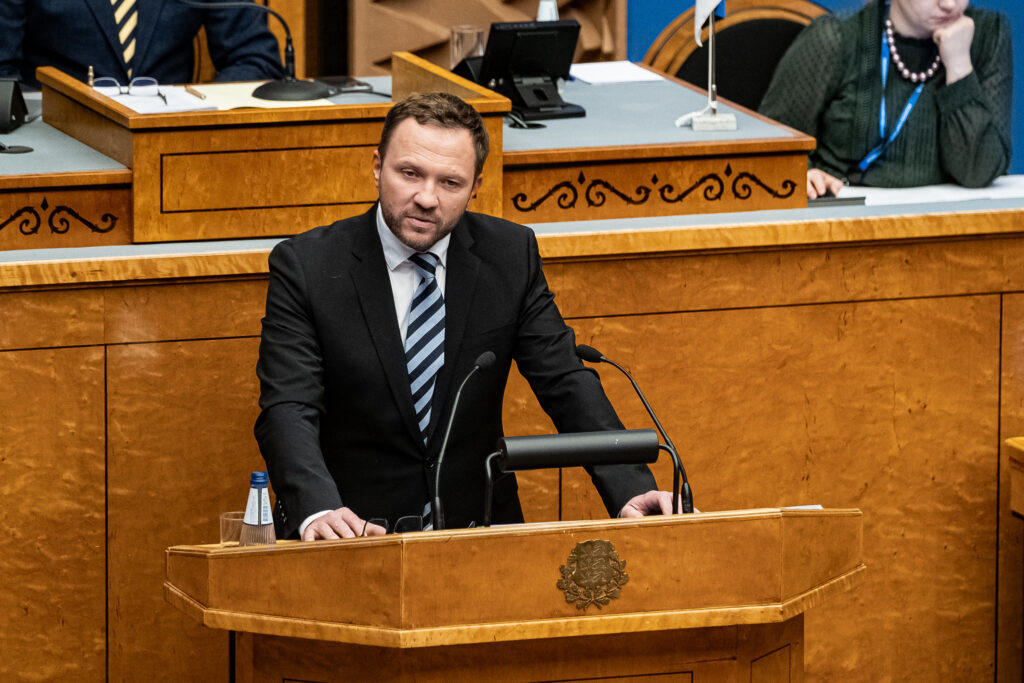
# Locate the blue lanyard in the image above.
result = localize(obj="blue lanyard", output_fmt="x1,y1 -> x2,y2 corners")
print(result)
858,31 -> 925,172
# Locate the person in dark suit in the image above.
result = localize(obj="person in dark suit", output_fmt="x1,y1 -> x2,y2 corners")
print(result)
256,92 -> 674,541
0,0 -> 284,88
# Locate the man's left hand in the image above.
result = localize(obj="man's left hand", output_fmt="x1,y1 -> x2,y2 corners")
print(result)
619,490 -> 691,517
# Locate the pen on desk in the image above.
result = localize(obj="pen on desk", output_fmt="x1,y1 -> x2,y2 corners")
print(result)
184,84 -> 206,100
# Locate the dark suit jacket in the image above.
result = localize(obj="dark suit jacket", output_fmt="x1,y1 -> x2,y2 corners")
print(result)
0,0 -> 284,88
255,207 -> 657,538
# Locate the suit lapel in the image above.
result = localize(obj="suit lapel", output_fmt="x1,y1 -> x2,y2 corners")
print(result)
348,211 -> 426,450
428,218 -> 480,448
132,0 -> 167,77
83,0 -> 126,78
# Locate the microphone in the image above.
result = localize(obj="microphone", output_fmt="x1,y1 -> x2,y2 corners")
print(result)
175,0 -> 332,101
576,344 -> 694,514
495,429 -> 660,470
432,351 -> 496,530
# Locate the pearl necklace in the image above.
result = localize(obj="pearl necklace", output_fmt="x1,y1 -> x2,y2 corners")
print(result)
885,18 -> 941,83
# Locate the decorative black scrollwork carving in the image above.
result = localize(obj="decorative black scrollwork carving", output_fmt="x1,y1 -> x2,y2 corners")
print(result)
0,206 -> 42,235
512,181 -> 579,212
732,172 -> 797,200
659,173 -> 725,203
510,165 -> 798,213
585,179 -> 651,207
49,206 -> 117,234
0,197 -> 118,236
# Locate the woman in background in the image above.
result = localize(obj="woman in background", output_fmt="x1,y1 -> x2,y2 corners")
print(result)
759,0 -> 1011,198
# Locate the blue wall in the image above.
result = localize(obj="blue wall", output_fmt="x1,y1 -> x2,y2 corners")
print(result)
627,0 -> 1022,173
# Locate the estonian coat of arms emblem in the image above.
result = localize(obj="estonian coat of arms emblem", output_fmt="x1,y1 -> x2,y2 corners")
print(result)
557,539 -> 629,611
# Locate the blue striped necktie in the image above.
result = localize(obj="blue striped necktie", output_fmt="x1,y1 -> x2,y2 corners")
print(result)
405,253 -> 445,442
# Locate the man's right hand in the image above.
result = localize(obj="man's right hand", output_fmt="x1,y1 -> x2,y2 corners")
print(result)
301,506 -> 386,541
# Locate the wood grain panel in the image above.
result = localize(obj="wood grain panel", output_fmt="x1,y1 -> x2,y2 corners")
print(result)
106,338 -> 265,682
0,250 -> 271,290
544,236 -> 1024,319
0,289 -> 104,351
0,347 -> 105,681
41,84 -> 134,165
998,294 -> 1024,682
545,295 -> 999,680
103,280 -> 267,344
743,615 -> 802,683
0,186 -> 131,251
242,621 -> 793,682
133,119 -> 382,242
0,169 -> 131,191
161,146 -> 378,211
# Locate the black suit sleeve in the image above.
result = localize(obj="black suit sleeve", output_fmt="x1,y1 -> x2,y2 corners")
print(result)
512,229 -> 657,516
0,0 -> 26,81
255,240 -> 341,538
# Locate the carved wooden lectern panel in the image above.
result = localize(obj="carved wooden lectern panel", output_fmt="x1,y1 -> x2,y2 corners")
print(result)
350,0 -> 626,75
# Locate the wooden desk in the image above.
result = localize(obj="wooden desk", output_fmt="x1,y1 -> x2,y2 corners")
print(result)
2,197 -> 1023,680
165,509 -> 864,681
500,73 -> 813,223
33,53 -> 509,244
4,62 -> 811,251
0,113 -> 132,250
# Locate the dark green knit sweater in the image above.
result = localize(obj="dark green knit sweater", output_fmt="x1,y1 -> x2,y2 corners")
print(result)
759,0 -> 1012,187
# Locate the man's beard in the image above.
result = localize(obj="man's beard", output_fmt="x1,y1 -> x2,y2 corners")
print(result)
381,203 -> 464,251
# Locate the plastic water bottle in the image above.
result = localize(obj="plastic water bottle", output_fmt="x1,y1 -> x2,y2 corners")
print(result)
537,0 -> 558,21
239,471 -> 276,546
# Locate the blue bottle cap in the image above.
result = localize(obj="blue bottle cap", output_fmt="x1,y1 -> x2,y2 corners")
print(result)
250,471 -> 269,487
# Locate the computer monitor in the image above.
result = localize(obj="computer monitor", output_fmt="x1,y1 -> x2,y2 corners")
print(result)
477,20 -> 584,122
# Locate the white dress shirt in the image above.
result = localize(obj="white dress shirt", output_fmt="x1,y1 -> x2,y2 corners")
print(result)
298,206 -> 451,537
375,204 -> 450,341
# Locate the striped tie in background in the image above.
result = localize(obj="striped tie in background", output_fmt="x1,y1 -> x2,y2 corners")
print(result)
405,252 -> 445,443
112,0 -> 138,77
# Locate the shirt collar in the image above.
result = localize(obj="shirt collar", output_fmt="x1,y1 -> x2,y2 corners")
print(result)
375,204 -> 450,272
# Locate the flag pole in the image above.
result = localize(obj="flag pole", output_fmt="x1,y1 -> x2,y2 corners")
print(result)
708,9 -> 716,115
675,0 -> 736,130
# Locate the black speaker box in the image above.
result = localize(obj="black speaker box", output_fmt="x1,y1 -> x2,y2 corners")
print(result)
0,78 -> 27,133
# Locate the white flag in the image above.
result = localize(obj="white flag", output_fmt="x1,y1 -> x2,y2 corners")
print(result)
694,0 -> 725,47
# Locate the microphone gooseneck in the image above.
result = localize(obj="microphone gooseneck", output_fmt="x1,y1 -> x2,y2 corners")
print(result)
432,351 -> 495,530
575,344 -> 694,514
175,0 -> 332,100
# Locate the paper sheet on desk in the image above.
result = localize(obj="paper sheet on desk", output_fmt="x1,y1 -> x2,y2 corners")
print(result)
569,61 -> 664,84
187,82 -> 335,110
94,85 -> 216,113
840,175 -> 1024,206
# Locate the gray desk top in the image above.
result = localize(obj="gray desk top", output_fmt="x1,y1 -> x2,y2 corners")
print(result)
503,78 -> 792,152
0,120 -> 128,176
325,76 -> 392,105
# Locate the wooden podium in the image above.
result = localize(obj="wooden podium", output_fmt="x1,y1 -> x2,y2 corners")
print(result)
165,508 -> 863,682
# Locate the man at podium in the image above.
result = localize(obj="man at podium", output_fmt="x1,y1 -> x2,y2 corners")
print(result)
255,92 -> 674,541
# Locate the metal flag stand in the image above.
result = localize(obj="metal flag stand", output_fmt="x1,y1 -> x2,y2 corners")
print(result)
675,8 -> 738,131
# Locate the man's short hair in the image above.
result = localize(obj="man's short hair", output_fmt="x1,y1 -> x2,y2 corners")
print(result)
378,92 -> 489,177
